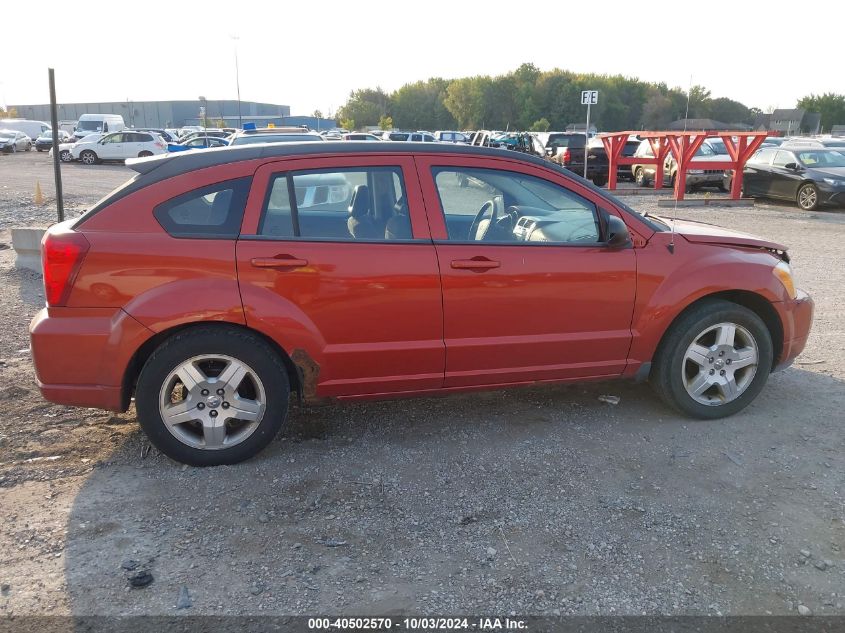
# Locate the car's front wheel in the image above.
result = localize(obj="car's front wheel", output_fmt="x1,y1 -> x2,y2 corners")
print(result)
635,167 -> 649,187
797,183 -> 819,211
60,149 -> 72,162
79,150 -> 97,165
651,299 -> 773,419
136,326 -> 290,466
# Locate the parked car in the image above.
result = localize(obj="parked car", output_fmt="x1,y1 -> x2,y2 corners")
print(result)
73,114 -> 125,140
632,139 -> 726,191
537,132 -> 610,185
180,129 -> 231,143
29,142 -> 813,466
434,131 -> 469,144
341,133 -> 381,141
71,131 -> 166,165
35,129 -> 71,151
725,147 -> 845,210
167,136 -> 231,152
133,128 -> 179,143
381,131 -> 437,142
229,131 -> 324,146
0,119 -> 51,141
780,137 -> 845,150
0,129 -> 32,153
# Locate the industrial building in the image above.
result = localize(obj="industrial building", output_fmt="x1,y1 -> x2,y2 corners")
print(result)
10,99 -> 336,130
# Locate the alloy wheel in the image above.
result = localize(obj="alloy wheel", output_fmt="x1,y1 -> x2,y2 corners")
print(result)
681,322 -> 758,406
158,354 -> 266,450
798,185 -> 817,210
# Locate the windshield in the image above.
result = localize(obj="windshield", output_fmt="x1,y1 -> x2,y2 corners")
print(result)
797,150 -> 845,168
706,140 -> 727,154
78,120 -> 103,131
696,143 -> 716,156
0,132 -> 14,140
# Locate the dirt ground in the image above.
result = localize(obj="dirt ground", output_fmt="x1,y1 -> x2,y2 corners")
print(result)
0,151 -> 844,618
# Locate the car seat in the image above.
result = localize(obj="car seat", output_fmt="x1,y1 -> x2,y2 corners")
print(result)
347,185 -> 381,239
384,196 -> 412,240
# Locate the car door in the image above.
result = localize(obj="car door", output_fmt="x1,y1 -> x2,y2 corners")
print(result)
98,133 -> 123,159
416,155 -> 637,387
769,150 -> 803,200
236,154 -> 445,398
740,148 -> 775,196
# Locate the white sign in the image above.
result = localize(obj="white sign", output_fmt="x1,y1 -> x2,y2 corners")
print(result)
581,90 -> 598,105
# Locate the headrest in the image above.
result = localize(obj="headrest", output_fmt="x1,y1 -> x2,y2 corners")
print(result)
348,185 -> 370,218
393,195 -> 408,215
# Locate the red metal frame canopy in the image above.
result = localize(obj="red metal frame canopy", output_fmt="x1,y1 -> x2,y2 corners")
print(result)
599,131 -> 768,200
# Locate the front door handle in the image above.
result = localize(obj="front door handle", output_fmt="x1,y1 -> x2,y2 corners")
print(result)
450,258 -> 500,270
251,256 -> 308,269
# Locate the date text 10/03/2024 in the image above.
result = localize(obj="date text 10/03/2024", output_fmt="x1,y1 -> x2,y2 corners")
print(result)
308,617 -> 529,630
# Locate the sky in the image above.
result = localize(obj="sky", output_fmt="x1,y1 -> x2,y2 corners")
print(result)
3,0 -> 843,117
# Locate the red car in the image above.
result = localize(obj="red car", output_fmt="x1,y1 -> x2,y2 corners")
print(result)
30,143 -> 813,466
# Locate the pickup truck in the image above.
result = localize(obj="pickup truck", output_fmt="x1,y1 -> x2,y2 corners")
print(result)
534,133 -> 640,187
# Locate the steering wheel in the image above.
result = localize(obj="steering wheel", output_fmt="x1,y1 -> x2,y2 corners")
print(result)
468,200 -> 499,241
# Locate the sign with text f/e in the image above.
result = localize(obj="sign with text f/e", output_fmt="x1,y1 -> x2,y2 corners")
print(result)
581,90 -> 598,105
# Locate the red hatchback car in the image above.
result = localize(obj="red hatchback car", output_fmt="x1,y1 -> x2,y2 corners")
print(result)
30,143 -> 813,465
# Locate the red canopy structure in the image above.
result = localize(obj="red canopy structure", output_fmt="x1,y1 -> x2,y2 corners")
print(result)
599,131 -> 768,200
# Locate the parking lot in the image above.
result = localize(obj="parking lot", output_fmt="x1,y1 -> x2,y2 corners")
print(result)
1,150 -> 844,617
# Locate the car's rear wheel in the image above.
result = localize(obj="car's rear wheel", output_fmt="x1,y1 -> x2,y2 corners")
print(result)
25,142 -> 32,151
651,299 -> 773,419
138,150 -> 153,157
80,150 -> 97,165
136,326 -> 290,466
592,173 -> 608,187
797,183 -> 819,211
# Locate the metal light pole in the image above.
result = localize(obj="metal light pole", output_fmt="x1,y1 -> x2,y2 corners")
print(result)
231,35 -> 243,129
48,69 -> 64,222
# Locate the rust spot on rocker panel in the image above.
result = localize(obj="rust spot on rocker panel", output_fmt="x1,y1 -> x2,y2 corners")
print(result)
290,348 -> 321,401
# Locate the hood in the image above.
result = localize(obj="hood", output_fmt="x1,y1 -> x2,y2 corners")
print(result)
656,217 -> 787,251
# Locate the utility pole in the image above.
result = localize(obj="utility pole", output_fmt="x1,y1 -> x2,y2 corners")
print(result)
231,35 -> 243,129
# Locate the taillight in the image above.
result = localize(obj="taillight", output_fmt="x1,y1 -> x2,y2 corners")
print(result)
42,228 -> 90,307
562,148 -> 571,164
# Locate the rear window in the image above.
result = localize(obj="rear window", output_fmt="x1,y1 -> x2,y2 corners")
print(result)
153,177 -> 251,238
546,134 -> 585,149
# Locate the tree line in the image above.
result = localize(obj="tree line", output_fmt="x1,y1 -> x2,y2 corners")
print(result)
336,63 -> 845,133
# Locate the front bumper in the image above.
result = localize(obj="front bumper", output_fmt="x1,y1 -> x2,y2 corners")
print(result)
29,307 -> 154,412
773,288 -> 814,371
817,182 -> 845,208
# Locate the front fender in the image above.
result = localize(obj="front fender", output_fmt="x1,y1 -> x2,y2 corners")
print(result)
628,235 -> 788,365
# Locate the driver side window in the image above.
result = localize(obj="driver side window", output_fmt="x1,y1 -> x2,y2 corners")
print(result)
432,167 -> 600,244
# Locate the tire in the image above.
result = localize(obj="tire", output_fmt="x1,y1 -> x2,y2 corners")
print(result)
138,150 -> 153,157
592,173 -> 607,187
635,167 -> 648,187
796,182 -> 819,211
25,142 -> 32,151
60,150 -> 72,163
135,326 -> 291,466
80,150 -> 97,165
37,147 -> 44,152
717,183 -> 728,193
650,299 -> 773,419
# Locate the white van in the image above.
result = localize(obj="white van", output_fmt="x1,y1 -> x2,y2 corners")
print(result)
74,114 -> 125,139
0,119 -> 51,140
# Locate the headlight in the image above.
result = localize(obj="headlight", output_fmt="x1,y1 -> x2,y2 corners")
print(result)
773,261 -> 796,299
823,178 -> 844,186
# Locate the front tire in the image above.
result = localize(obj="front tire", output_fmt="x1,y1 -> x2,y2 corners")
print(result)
60,149 -> 72,162
635,167 -> 648,187
80,150 -> 97,165
797,183 -> 819,211
136,326 -> 290,466
651,299 -> 773,419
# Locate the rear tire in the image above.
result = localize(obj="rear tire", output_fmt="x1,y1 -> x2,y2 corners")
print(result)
650,299 -> 773,419
635,167 -> 648,187
136,326 -> 291,466
592,173 -> 608,187
138,150 -> 153,157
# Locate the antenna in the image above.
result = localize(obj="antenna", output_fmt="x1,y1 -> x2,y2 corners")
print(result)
668,74 -> 693,254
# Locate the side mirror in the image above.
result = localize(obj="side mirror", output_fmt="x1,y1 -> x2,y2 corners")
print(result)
784,162 -> 799,170
604,214 -> 632,249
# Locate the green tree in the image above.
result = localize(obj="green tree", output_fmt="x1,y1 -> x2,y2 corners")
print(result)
337,88 -> 390,129
797,93 -> 845,132
378,115 -> 393,130
391,78 -> 456,130
687,85 -> 712,119
339,117 -> 355,131
312,109 -> 323,119
708,97 -> 750,124
530,117 -> 550,132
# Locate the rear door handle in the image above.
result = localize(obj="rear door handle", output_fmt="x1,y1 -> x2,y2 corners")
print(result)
450,258 -> 500,270
250,256 -> 308,269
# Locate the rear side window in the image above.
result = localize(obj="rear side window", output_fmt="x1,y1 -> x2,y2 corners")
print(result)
154,177 -> 251,238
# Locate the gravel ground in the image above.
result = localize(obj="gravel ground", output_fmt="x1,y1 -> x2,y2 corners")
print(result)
0,151 -> 844,618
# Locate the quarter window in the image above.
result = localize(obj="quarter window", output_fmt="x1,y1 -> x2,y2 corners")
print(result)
432,167 -> 601,244
154,178 -> 251,238
772,151 -> 796,167
258,167 -> 413,241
